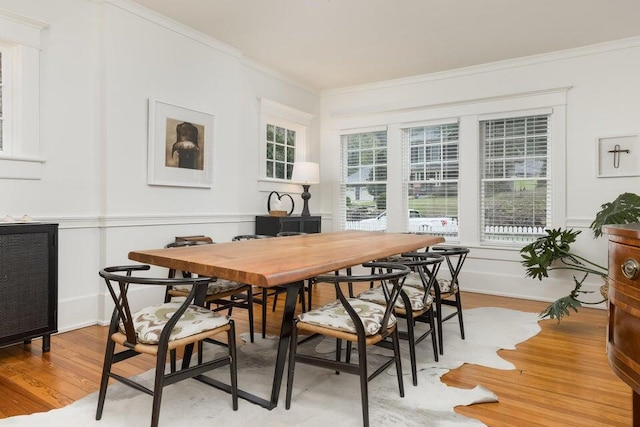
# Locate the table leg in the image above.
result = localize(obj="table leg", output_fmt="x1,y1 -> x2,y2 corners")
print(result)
269,281 -> 302,407
194,281 -> 302,410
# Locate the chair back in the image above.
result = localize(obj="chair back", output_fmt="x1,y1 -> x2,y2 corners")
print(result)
315,262 -> 410,337
399,252 -> 443,294
165,240 -> 213,279
232,234 -> 273,241
99,265 -> 211,347
431,246 -> 469,287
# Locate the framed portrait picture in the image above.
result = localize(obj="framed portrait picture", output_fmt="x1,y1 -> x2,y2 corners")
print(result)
147,99 -> 214,188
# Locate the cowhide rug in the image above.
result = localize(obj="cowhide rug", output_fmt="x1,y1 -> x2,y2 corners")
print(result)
0,307 -> 540,426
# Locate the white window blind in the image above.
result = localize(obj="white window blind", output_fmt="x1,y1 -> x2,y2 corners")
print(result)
403,123 -> 459,237
341,130 -> 388,230
480,114 -> 551,243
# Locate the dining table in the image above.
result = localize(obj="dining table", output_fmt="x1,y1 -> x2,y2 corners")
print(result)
128,230 -> 444,410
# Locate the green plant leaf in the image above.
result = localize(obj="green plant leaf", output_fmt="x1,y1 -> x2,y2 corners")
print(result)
540,296 -> 582,322
590,192 -> 640,238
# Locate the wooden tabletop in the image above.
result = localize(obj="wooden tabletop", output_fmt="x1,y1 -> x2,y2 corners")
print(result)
128,230 -> 444,287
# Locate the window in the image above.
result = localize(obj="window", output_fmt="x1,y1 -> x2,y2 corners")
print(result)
480,114 -> 551,243
403,123 -> 459,237
259,98 -> 312,184
265,123 -> 296,180
0,11 -> 47,179
341,130 -> 387,230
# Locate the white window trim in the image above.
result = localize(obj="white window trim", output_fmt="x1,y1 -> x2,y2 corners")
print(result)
258,98 -> 313,192
0,11 -> 47,180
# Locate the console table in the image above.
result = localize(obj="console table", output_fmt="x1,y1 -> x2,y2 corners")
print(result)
604,224 -> 640,426
255,215 -> 321,236
0,222 -> 58,352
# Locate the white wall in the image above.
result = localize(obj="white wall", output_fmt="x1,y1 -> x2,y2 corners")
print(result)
320,38 -> 640,306
0,0 -> 321,330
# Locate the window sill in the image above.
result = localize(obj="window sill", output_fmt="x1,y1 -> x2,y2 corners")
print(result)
0,155 -> 45,180
258,178 -> 302,194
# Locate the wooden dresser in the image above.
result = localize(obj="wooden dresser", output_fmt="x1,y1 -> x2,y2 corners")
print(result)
604,224 -> 640,426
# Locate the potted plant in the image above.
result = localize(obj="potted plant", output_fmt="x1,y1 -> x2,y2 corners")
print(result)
520,192 -> 640,321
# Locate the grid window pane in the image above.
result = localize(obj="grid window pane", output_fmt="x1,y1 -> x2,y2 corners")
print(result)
341,131 -> 388,230
265,122 -> 296,181
480,114 -> 550,243
404,123 -> 459,237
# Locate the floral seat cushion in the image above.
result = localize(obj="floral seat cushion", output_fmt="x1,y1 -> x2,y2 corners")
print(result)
403,272 -> 457,294
297,298 -> 396,336
402,271 -> 427,290
432,278 -> 456,294
120,302 -> 230,345
172,278 -> 245,295
358,284 -> 433,311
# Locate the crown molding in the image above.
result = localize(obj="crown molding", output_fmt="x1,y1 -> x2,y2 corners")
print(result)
101,0 -> 242,59
323,36 -> 640,97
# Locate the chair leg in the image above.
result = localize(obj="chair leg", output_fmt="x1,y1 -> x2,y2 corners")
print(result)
262,288 -> 268,338
198,341 -> 203,366
391,328 -> 405,398
247,287 -> 255,343
285,323 -> 299,409
335,338 -> 342,375
405,314 -> 418,387
228,321 -> 239,410
435,298 -> 444,355
357,338 -> 370,427
307,279 -> 313,311
429,308 -> 439,362
151,347 -> 168,427
169,349 -> 177,373
455,292 -> 465,339
95,337 -> 116,420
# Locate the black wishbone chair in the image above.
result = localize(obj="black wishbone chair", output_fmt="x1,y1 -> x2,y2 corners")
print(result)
358,252 -> 443,386
285,262 -> 410,427
427,246 -> 469,354
164,240 -> 256,343
231,234 -> 274,338
97,265 -> 237,427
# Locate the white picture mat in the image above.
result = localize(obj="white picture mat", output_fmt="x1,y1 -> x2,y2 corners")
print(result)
147,99 -> 214,188
596,134 -> 640,178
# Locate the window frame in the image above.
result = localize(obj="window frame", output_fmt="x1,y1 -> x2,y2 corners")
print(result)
402,120 -> 460,238
259,98 -> 312,185
0,11 -> 47,180
339,127 -> 388,231
478,113 -> 551,244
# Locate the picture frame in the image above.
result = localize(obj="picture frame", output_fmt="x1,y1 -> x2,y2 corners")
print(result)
596,134 -> 640,178
147,99 -> 214,188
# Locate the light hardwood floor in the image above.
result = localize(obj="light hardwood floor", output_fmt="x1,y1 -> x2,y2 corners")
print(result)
0,285 -> 632,426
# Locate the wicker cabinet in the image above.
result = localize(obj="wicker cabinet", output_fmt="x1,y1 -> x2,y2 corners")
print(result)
604,224 -> 640,426
0,223 -> 58,352
255,215 -> 321,236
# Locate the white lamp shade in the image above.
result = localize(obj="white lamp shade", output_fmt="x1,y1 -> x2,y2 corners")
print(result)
291,162 -> 320,184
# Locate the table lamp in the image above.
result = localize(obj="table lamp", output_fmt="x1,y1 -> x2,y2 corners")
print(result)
291,161 -> 320,216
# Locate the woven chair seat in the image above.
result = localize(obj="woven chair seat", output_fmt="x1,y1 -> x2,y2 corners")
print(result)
358,284 -> 433,312
119,302 -> 230,345
297,298 -> 396,336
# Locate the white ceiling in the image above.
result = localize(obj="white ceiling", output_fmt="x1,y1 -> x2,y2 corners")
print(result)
130,0 -> 640,91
